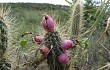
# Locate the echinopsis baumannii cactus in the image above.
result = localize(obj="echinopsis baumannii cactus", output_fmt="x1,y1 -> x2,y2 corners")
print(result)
0,18 -> 11,70
32,15 -> 75,70
0,20 -> 7,56
71,0 -> 83,39
43,31 -> 68,70
0,5 -> 23,69
0,5 -> 17,70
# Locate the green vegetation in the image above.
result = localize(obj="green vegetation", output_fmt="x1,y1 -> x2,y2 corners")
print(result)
0,3 -> 69,34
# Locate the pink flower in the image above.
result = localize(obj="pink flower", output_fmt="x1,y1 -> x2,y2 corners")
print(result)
33,36 -> 43,44
58,53 -> 69,64
61,40 -> 73,50
41,15 -> 54,32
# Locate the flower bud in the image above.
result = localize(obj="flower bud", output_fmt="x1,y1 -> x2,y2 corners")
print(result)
33,36 -> 43,44
61,40 -> 73,50
41,15 -> 54,32
58,53 -> 69,64
40,46 -> 49,55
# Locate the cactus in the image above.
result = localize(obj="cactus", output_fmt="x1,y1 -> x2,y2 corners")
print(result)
43,31 -> 68,70
0,19 -> 7,56
0,16 -> 11,70
0,4 -> 18,70
0,4 -> 12,70
71,0 -> 84,39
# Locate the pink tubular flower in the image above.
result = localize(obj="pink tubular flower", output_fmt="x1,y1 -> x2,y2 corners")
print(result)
33,36 -> 43,44
41,15 -> 54,32
61,40 -> 73,50
58,53 -> 69,64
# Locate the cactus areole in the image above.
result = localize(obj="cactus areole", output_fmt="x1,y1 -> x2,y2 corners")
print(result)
41,15 -> 54,32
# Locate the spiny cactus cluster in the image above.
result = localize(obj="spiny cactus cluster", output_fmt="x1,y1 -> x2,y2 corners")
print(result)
0,20 -> 7,56
43,31 -> 66,70
71,0 -> 83,39
0,5 -> 19,70
32,15 -> 76,70
0,18 -> 11,70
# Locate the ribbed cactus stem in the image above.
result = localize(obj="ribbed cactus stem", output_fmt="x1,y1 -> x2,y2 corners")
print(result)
0,5 -> 22,70
0,20 -> 7,58
71,0 -> 83,39
0,19 -> 11,70
0,5 -> 11,69
43,31 -> 68,70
